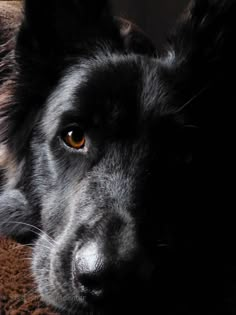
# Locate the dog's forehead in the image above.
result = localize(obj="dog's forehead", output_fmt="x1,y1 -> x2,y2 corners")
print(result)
41,52 -> 161,138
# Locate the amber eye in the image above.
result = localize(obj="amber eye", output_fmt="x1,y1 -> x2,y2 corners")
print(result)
62,127 -> 85,150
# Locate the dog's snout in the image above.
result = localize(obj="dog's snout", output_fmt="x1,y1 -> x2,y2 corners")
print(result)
73,241 -> 153,304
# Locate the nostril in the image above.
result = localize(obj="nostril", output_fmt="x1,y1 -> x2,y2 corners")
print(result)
79,272 -> 103,293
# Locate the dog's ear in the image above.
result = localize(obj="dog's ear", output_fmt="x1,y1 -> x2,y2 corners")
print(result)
17,0 -> 121,56
17,0 -> 156,58
164,0 -> 236,86
116,18 -> 157,57
159,0 -> 236,130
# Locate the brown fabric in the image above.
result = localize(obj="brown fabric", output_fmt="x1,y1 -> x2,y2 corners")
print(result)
0,237 -> 59,315
0,1 -> 21,84
0,1 -> 22,35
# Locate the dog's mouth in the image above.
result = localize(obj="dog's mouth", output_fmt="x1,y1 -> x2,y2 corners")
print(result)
31,232 -> 158,313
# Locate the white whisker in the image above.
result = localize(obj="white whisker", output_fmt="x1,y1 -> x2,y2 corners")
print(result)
7,220 -> 56,246
175,86 -> 209,114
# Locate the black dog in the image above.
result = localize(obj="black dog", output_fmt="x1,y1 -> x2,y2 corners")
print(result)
0,0 -> 236,313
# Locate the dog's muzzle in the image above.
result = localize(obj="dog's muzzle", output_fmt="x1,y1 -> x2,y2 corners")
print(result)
72,239 -> 153,307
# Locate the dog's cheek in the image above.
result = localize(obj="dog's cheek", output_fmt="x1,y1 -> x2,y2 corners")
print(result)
30,147 -> 74,237
32,235 -> 74,310
39,176 -> 99,239
32,225 -> 87,311
40,192 -> 72,238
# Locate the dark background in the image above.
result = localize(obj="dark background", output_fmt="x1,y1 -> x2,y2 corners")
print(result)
112,0 -> 190,48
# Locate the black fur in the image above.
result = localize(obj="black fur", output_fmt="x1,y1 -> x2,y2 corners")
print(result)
0,0 -> 236,313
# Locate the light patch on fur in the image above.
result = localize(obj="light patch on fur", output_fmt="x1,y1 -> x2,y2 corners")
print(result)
0,144 -> 17,187
0,81 -> 15,138
0,143 -> 24,190
0,144 -> 10,167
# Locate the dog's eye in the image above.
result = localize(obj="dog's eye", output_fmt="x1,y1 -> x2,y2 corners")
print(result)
62,127 -> 85,150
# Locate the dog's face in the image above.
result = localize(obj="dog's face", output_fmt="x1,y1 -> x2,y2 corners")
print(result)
1,0 -> 236,313
30,55 -> 167,311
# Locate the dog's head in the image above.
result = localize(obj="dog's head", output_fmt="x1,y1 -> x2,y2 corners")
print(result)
2,0 -> 236,313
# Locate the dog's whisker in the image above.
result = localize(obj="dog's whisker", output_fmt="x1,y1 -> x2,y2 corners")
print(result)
156,243 -> 169,248
174,86 -> 209,114
156,240 -> 169,248
10,242 -> 35,250
3,240 -> 52,254
32,270 -> 51,276
19,257 -> 33,262
184,124 -> 199,129
7,221 -> 56,246
17,241 -> 53,252
31,243 -> 52,252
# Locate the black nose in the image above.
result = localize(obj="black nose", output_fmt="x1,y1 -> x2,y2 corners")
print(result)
73,242 -> 106,299
73,242 -> 152,304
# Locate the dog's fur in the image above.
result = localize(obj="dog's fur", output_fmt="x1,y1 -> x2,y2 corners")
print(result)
0,0 -> 236,313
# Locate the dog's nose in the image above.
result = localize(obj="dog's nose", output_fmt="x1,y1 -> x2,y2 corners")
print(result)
73,241 -> 153,303
73,242 -> 105,298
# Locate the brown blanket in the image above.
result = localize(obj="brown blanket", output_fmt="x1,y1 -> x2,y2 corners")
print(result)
0,237 -> 59,315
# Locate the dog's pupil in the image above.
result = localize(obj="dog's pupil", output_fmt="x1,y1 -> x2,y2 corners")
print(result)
70,129 -> 83,142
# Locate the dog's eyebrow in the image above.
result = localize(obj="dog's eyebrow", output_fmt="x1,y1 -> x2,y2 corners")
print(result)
57,109 -> 90,129
41,66 -> 88,139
